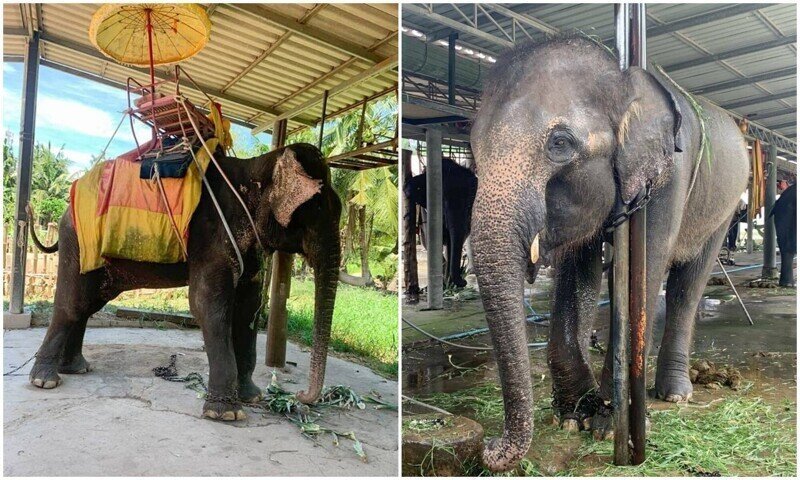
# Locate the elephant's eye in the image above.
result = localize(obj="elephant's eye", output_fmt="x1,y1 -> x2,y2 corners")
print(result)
547,129 -> 576,163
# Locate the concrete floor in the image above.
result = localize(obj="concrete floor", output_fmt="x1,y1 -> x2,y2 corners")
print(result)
4,328 -> 398,476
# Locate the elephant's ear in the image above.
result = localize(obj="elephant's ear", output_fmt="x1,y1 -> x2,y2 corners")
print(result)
268,147 -> 323,227
614,67 -> 683,204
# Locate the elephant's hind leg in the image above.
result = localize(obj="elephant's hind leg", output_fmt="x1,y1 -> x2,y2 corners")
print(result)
656,224 -> 728,402
232,274 -> 263,403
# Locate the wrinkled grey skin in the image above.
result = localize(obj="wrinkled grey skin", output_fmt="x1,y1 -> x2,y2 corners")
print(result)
469,37 -> 748,472
27,143 -> 341,421
770,183 -> 796,286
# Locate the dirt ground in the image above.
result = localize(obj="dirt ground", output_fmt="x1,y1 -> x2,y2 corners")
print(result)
402,250 -> 797,476
4,328 -> 398,476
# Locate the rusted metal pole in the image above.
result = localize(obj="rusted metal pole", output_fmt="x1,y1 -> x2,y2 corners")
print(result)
266,118 -> 293,368
612,2 -> 631,466
425,127 -> 444,310
403,149 -> 420,302
628,3 -> 648,466
762,143 -> 778,279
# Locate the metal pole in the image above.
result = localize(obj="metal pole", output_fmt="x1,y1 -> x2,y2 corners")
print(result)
612,3 -> 631,466
716,258 -> 755,326
628,3 -> 647,466
318,90 -> 328,149
425,127 -> 444,310
762,143 -> 778,279
447,32 -> 458,105
403,149 -> 420,302
8,30 -> 40,320
747,145 -> 754,254
266,118 -> 293,368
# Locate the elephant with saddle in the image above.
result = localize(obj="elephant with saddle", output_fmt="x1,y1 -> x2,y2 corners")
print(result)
404,157 -> 478,288
469,36 -> 748,471
28,143 -> 341,421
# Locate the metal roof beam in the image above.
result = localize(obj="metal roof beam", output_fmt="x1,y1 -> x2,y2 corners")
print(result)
770,121 -> 797,131
721,91 -> 796,110
38,33 -> 315,127
252,53 -> 398,134
404,4 -> 514,49
227,3 -> 385,63
664,35 -> 796,71
482,4 -> 559,35
692,67 -> 795,95
748,107 -> 797,121
648,4 -> 777,37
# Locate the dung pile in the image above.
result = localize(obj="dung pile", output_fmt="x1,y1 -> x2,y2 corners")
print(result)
690,359 -> 743,391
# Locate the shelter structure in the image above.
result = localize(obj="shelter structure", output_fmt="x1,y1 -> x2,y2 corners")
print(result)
3,1 -> 399,369
401,2 -> 796,307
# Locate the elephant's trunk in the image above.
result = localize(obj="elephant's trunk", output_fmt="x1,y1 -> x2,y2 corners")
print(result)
471,181 -> 543,472
296,226 -> 341,404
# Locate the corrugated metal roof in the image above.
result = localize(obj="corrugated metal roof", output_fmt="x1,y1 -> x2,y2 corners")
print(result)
402,2 -> 796,141
3,3 -> 398,133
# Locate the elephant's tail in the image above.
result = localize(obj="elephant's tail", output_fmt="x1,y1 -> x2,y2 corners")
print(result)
26,204 -> 59,253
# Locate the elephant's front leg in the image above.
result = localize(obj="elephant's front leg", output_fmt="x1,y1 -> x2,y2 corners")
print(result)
548,236 -> 604,430
232,273 -> 263,403
189,264 -> 245,421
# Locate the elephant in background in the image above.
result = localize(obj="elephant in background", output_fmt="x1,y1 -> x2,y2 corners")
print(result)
404,157 -> 478,288
770,183 -> 796,286
469,36 -> 748,471
28,143 -> 342,421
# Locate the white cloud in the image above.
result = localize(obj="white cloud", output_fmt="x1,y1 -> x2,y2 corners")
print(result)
3,63 -> 16,73
61,148 -> 95,172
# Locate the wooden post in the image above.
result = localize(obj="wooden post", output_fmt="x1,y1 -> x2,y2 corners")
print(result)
266,251 -> 292,368
402,149 -> 420,302
266,118 -> 293,368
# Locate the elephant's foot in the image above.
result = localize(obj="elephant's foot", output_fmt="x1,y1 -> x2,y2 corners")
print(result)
553,391 -> 604,433
29,361 -> 63,389
588,406 -> 651,441
237,378 -> 263,403
655,363 -> 694,403
202,397 -> 247,421
451,277 -> 467,289
59,354 -> 91,374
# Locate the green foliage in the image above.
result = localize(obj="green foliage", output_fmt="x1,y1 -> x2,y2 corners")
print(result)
3,136 -> 74,228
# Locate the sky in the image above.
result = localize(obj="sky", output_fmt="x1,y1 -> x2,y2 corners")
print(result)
3,61 -> 271,173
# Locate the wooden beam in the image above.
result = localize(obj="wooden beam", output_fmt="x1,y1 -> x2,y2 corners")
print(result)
227,3 -> 385,63
252,54 -> 398,133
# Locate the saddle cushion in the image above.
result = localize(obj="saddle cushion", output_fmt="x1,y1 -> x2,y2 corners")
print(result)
70,138 -> 218,273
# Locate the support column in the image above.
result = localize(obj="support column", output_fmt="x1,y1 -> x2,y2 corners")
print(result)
628,2 -> 647,466
266,118 -> 292,367
612,2 -> 631,466
447,32 -> 458,105
747,144 -> 754,254
6,31 -> 40,328
426,128 -> 444,310
762,143 -> 778,279
402,149 -> 420,302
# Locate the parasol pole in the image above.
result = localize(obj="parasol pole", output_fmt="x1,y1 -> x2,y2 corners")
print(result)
145,8 -> 158,140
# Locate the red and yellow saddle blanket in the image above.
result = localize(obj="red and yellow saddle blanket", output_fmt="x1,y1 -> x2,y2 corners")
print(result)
70,138 -> 218,273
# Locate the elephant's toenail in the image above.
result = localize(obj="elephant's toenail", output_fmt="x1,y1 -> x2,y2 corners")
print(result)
235,410 -> 247,420
33,378 -> 43,387
221,411 -> 236,421
203,410 -> 219,419
43,380 -> 58,389
582,418 -> 592,430
561,419 -> 579,432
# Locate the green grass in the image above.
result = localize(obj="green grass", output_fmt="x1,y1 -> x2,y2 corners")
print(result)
10,278 -> 398,378
414,384 -> 796,476
286,279 -> 397,376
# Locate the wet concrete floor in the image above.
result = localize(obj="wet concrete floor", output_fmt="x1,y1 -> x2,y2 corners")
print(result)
402,251 -> 796,475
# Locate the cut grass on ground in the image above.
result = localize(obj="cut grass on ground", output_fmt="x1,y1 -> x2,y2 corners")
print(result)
10,278 -> 398,377
415,383 -> 796,476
